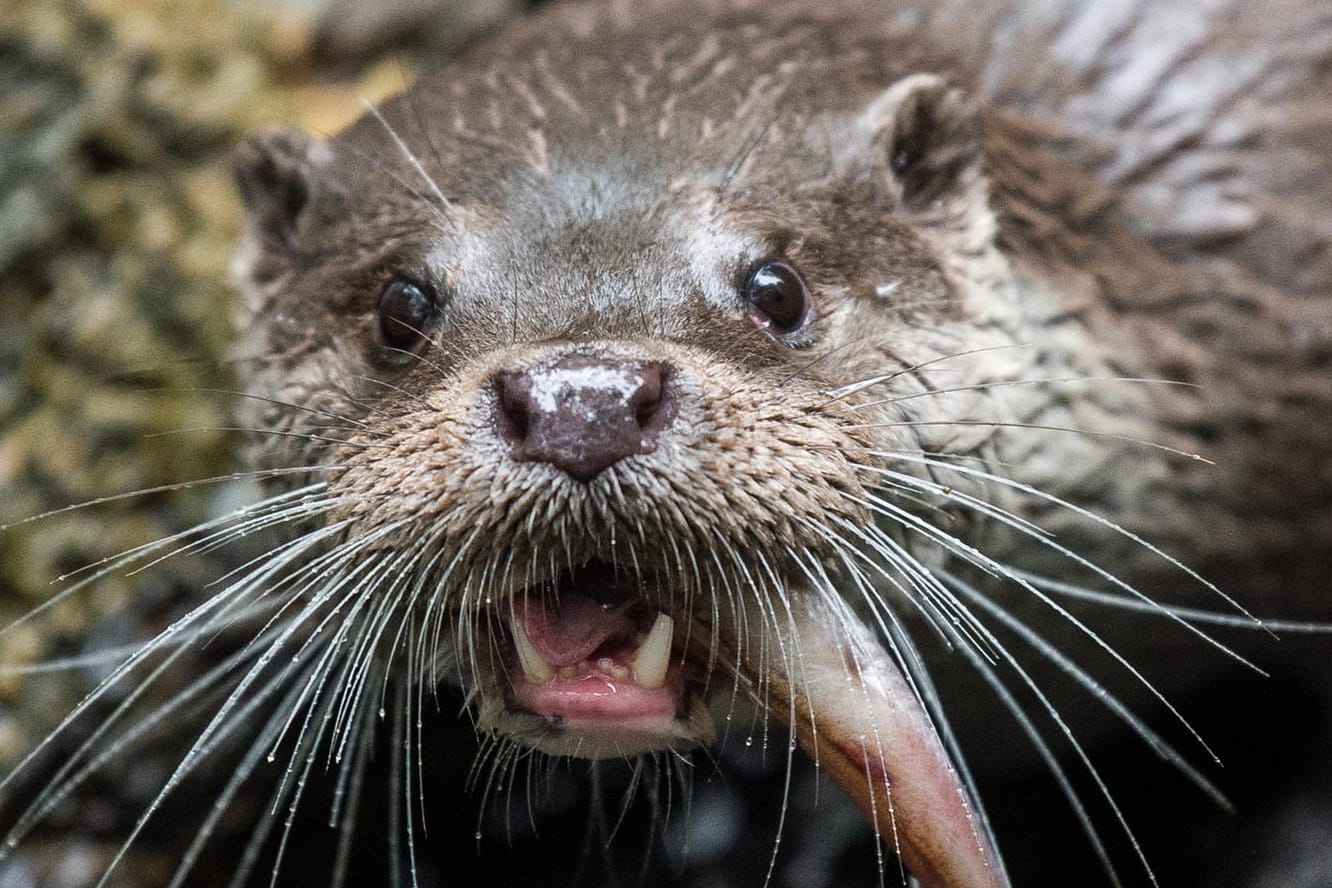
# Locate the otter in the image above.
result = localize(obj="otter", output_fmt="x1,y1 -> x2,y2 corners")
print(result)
4,0 -> 1332,886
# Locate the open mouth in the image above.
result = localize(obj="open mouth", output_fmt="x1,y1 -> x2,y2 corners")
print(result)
481,561 -> 714,757
473,559 -> 1006,887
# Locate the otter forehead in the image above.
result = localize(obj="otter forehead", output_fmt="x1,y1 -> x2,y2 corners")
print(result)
337,0 -> 915,174
429,176 -> 761,332
284,97 -> 953,361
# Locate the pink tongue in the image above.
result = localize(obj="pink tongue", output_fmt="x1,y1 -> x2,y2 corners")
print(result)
516,593 -> 636,666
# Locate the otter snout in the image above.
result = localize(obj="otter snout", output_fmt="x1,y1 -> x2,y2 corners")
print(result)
493,354 -> 675,482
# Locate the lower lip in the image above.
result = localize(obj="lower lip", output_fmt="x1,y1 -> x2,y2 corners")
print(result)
509,667 -> 682,722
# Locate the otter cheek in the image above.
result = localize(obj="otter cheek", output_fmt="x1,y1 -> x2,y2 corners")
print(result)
743,595 -> 1007,888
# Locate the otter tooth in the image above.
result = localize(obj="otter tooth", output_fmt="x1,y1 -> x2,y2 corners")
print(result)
631,613 -> 673,689
512,620 -> 554,684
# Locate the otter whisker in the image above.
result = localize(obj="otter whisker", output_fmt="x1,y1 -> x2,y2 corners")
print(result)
353,374 -> 443,416
940,569 -> 1232,810
934,569 -> 1161,888
328,576 -> 422,762
804,497 -> 1193,878
4,484 -> 333,636
955,632 -> 1128,887
815,511 -> 986,655
186,386 -> 374,429
94,633 -> 323,888
265,563 -> 387,784
329,146 -> 451,247
816,517 -> 1104,881
221,675 -> 332,888
264,663 -> 360,888
862,490 -> 1222,761
229,519 -> 388,660
3,633 -> 287,853
822,343 -> 1035,403
879,599 -> 1000,886
785,547 -> 904,887
151,424 -> 392,451
165,663 -> 326,888
77,525 -> 414,877
358,97 -> 453,214
795,519 -> 1011,881
0,519 -> 339,807
327,680 -> 374,826
847,374 -> 1199,414
874,454 -> 1269,647
401,632 -> 426,888
190,496 -> 350,566
329,699 -> 376,888
386,680 -> 407,888
1014,568 -> 1332,632
0,469 -> 324,535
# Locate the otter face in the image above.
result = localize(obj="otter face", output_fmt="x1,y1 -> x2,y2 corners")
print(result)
226,26 -> 1020,882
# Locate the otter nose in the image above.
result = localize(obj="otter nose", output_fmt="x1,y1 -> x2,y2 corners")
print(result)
494,356 -> 674,482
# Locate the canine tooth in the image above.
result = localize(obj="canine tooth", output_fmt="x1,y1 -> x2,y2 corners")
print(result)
631,613 -> 673,689
512,621 -> 553,683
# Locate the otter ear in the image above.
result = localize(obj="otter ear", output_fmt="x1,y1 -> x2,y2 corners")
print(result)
863,74 -> 987,233
233,126 -> 331,252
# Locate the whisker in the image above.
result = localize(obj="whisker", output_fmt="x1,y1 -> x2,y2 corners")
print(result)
360,98 -> 454,213
821,344 -> 1035,402
848,420 -> 1214,465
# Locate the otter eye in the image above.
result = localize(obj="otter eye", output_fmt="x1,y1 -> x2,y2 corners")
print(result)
744,260 -> 810,335
377,278 -> 439,357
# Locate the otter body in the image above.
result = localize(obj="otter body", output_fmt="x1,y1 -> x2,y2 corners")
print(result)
6,1 -> 1332,886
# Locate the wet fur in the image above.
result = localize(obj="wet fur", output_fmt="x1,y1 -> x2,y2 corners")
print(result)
4,0 -> 1332,886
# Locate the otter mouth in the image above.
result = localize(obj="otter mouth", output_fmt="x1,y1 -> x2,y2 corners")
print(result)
479,561 -> 715,758
472,558 -> 1005,887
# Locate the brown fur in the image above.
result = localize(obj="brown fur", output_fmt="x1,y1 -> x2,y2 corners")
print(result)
146,0 -> 1332,884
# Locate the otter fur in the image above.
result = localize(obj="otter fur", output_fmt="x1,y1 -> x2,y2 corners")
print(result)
3,1 -> 1331,886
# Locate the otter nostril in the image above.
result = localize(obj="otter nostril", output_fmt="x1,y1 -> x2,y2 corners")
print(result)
491,356 -> 675,482
495,374 -> 532,445
630,366 -> 669,438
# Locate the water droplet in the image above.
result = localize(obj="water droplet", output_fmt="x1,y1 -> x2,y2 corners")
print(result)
474,831 -> 483,841
744,736 -> 753,747
378,707 -> 387,719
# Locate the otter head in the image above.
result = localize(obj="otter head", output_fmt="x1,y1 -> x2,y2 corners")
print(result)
231,26 -> 1009,886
